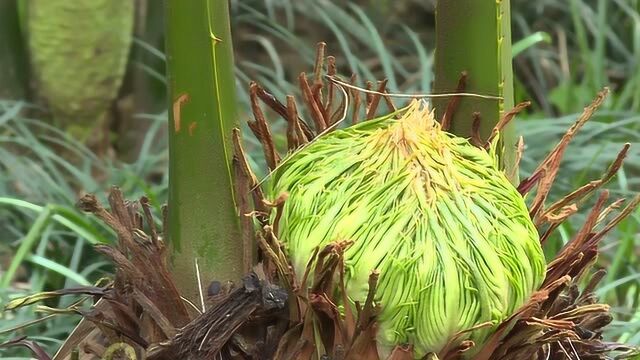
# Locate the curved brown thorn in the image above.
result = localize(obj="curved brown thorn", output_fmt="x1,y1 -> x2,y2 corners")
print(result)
365,79 -> 388,120
286,95 -> 309,149
325,56 -> 337,124
350,74 -> 361,124
484,101 -> 531,148
231,128 -> 267,215
312,42 -> 326,86
539,144 -> 630,226
299,72 -> 327,132
253,83 -> 314,139
365,80 -> 374,108
382,89 -> 399,118
470,112 -> 483,147
441,71 -> 467,131
248,82 -> 280,170
527,89 -> 610,220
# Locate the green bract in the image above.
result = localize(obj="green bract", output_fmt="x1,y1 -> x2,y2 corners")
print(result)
268,100 -> 546,357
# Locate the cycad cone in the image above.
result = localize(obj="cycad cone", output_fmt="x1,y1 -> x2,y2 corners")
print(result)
27,0 -> 134,126
268,100 -> 546,357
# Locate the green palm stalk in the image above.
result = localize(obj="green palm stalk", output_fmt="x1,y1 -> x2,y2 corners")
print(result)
165,0 -> 245,301
433,0 -> 517,179
268,100 -> 545,357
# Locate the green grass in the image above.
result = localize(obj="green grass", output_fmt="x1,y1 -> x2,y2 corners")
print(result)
0,100 -> 167,357
1,0 -> 640,357
512,0 -> 640,114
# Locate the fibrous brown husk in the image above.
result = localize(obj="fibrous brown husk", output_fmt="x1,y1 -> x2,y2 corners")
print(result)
2,43 -> 639,360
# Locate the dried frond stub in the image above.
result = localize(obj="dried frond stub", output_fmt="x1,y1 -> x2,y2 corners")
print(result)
267,99 -> 546,357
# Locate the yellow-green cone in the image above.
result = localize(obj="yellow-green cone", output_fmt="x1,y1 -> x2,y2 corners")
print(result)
26,1 -> 134,127
268,100 -> 546,357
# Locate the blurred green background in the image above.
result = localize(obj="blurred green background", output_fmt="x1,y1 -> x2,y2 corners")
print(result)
1,0 -> 640,357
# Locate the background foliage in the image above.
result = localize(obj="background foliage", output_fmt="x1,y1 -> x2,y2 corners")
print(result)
1,0 -> 640,356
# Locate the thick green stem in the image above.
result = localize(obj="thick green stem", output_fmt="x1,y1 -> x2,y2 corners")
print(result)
165,0 -> 244,301
433,0 -> 517,180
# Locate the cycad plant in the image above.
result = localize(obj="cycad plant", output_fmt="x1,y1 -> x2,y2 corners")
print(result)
225,56 -> 637,359
2,0 -> 639,359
